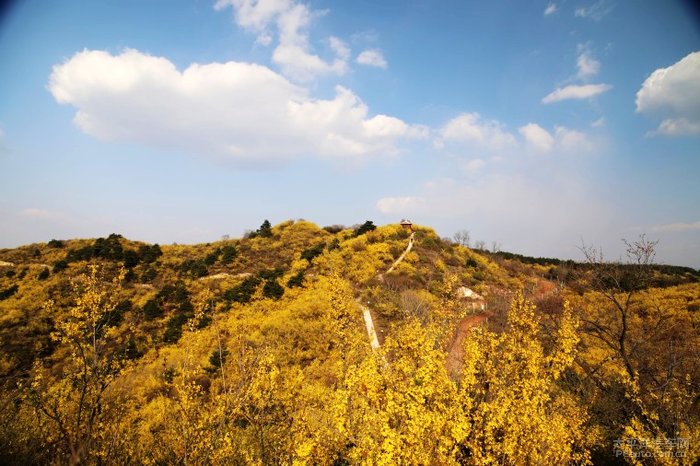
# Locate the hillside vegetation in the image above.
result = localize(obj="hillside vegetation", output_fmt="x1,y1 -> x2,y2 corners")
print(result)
0,220 -> 698,464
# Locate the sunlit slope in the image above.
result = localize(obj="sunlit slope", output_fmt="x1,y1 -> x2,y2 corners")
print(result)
1,220 -> 698,464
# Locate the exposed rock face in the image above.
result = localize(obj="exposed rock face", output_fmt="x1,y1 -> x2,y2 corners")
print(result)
455,286 -> 486,310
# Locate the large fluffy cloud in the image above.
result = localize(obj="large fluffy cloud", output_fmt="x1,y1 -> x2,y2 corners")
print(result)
49,49 -> 421,163
636,51 -> 700,137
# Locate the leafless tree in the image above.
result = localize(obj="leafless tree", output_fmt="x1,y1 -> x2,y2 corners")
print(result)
570,234 -> 697,444
453,229 -> 471,247
578,234 -> 658,381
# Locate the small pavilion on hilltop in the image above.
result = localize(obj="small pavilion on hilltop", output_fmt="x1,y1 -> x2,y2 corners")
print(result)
400,219 -> 413,231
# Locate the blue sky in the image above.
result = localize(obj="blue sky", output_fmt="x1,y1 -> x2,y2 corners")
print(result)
1,0 -> 699,267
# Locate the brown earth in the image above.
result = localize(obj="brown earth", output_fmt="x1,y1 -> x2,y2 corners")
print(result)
446,311 -> 493,379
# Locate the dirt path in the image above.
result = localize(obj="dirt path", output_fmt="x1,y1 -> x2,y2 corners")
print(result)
359,302 -> 381,350
361,231 -> 415,350
385,232 -> 415,275
356,229 -> 494,375
445,311 -> 492,379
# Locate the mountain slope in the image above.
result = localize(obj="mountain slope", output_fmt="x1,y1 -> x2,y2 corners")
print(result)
1,220 -> 698,464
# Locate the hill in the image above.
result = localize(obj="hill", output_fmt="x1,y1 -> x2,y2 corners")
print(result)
0,220 -> 698,464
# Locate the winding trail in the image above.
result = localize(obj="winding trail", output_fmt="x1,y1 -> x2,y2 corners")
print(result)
359,302 -> 381,350
385,232 -> 415,275
360,231 -> 415,350
358,230 -> 492,375
445,311 -> 493,379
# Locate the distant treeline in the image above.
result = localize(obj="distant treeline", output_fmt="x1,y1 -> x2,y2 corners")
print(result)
485,250 -> 699,287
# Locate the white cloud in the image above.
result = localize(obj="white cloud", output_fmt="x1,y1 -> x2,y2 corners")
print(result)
273,4 -> 349,80
376,196 -> 425,215
356,49 -> 387,69
576,45 -> 600,79
375,174 -> 612,257
651,220 -> 700,233
462,158 -> 486,174
648,118 -> 700,137
591,117 -> 605,128
575,0 -> 612,21
519,123 -> 593,153
544,3 -> 557,15
49,49 -> 421,164
435,114 -> 593,155
554,126 -> 592,151
329,36 -> 350,61
256,33 -> 273,46
214,0 -> 291,30
636,52 -> 700,115
542,83 -> 612,104
216,0 -> 350,81
636,51 -> 700,137
519,123 -> 554,152
272,44 -> 348,81
435,113 -> 516,151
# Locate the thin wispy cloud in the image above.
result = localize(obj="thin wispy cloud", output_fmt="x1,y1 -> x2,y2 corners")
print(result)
20,208 -> 54,219
575,0 -> 613,21
651,220 -> 700,233
647,119 -> 700,137
461,158 -> 486,174
376,196 -> 426,215
544,3 -> 557,16
356,49 -> 388,68
542,83 -> 612,103
576,44 -> 600,79
214,0 -> 350,81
